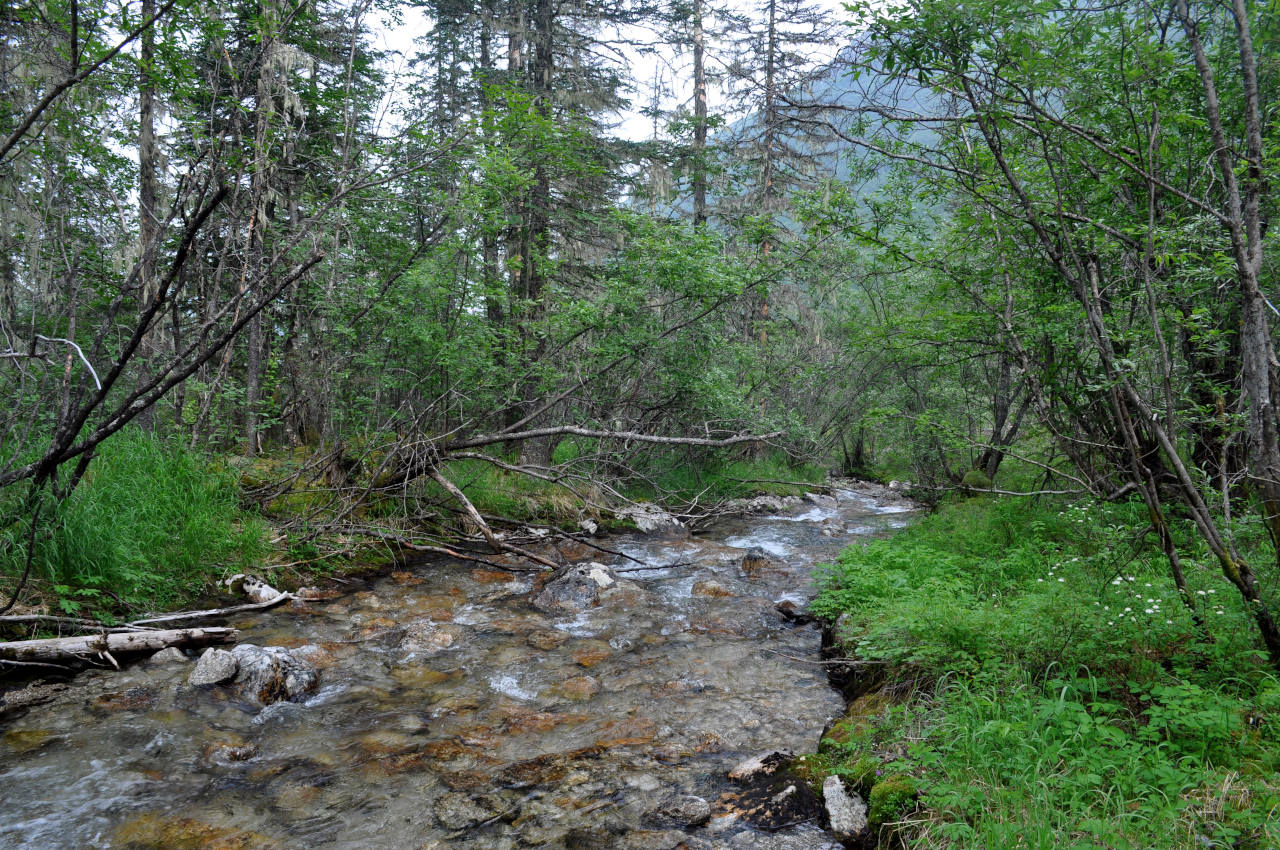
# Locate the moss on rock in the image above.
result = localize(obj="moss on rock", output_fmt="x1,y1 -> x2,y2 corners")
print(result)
867,773 -> 917,827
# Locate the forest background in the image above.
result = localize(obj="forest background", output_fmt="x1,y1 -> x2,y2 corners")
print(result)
2,0 -> 1280,844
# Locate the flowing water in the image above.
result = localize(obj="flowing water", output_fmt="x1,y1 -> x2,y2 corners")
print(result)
0,485 -> 916,849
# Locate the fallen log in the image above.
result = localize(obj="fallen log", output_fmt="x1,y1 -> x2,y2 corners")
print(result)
0,626 -> 237,664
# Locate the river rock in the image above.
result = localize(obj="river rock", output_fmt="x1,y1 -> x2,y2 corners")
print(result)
776,600 -> 815,624
145,647 -> 188,665
400,621 -> 460,655
532,563 -> 618,613
804,493 -> 837,507
740,547 -> 779,575
614,502 -> 684,533
230,644 -> 319,705
719,828 -> 844,850
188,648 -> 238,686
653,793 -> 712,827
692,579 -> 735,598
822,774 -> 868,840
434,792 -> 496,829
728,750 -> 792,781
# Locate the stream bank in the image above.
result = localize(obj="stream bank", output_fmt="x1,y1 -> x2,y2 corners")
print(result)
0,483 -> 916,849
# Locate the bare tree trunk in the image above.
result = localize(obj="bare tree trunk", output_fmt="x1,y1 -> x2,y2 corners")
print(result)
1177,0 -> 1280,560
138,0 -> 159,346
513,0 -> 555,461
134,0 -> 161,432
692,0 -> 708,229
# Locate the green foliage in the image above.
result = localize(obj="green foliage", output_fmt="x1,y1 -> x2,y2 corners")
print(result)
0,430 -> 267,615
867,774 -> 917,828
813,497 -> 1280,848
631,450 -> 825,506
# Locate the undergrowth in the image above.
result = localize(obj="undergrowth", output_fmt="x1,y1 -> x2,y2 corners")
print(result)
812,496 -> 1280,848
0,429 -> 267,618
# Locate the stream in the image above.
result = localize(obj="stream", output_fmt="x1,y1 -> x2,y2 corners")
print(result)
0,484 -> 916,849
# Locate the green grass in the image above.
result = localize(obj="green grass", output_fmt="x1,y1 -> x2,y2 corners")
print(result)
0,429 -> 268,617
812,496 -> 1280,848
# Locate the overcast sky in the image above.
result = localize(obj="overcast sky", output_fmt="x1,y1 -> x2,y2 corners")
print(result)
369,0 -> 864,141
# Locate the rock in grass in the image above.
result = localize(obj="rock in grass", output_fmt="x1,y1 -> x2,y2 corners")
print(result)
822,775 -> 867,840
188,648 -> 238,686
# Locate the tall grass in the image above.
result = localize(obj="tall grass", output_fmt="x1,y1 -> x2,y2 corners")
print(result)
0,429 -> 267,615
813,496 -> 1280,848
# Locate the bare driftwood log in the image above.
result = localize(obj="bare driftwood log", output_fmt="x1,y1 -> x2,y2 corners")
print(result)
0,626 -> 237,664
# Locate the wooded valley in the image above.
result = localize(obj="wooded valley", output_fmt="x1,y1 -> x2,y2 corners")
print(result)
2,0 -> 1280,845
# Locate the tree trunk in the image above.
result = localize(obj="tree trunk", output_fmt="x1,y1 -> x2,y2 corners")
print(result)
692,0 -> 707,228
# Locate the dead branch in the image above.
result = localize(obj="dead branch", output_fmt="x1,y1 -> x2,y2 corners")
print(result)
126,575 -> 295,627
446,426 -> 784,452
127,595 -> 292,627
429,468 -> 559,570
330,525 -> 548,572
0,658 -> 74,672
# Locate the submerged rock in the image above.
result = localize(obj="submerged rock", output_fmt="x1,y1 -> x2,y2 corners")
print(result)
692,579 -> 735,598
620,829 -> 709,850
740,547 -> 780,575
721,828 -> 843,850
399,621 -> 460,655
433,792 -> 494,830
652,793 -> 712,827
558,675 -> 601,701
715,775 -> 822,832
822,775 -> 868,841
92,687 -> 158,713
113,814 -> 281,849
